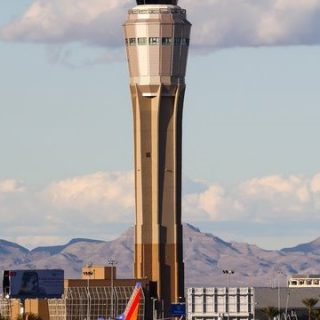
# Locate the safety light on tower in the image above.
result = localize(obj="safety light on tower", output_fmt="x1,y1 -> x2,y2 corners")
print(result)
123,0 -> 191,317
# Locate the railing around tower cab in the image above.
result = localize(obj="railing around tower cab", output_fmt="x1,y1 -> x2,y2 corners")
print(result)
129,7 -> 186,15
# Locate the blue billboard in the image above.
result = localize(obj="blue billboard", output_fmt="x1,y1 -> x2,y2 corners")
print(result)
3,269 -> 64,299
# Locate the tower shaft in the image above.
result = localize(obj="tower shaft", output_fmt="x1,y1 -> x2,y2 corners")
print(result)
124,4 -> 191,315
132,83 -> 185,302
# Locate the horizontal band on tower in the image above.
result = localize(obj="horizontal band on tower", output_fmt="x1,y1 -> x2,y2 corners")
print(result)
125,37 -> 190,47
136,0 -> 178,5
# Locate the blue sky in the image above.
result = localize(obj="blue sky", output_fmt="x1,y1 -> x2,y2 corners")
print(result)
1,0 -> 320,250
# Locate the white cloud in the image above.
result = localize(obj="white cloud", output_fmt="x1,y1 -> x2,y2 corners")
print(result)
183,173 -> 320,222
2,171 -> 320,248
198,185 -> 224,216
1,0 -> 320,52
310,173 -> 320,210
311,173 -> 320,193
0,0 -> 131,47
187,0 -> 320,48
0,172 -> 135,248
44,171 -> 134,222
0,179 -> 25,193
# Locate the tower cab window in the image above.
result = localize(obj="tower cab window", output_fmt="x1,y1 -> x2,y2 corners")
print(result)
149,37 -> 160,45
129,38 -> 136,46
138,37 -> 147,45
174,38 -> 181,45
162,37 -> 172,45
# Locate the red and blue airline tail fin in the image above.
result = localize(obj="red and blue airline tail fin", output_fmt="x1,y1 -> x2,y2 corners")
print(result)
116,282 -> 142,320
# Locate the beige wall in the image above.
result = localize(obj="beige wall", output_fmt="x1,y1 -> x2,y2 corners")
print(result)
81,266 -> 116,280
24,299 -> 49,320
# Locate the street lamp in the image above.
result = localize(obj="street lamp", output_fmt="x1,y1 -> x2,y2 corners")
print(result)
222,270 -> 234,287
285,289 -> 290,320
84,263 -> 94,320
277,270 -> 285,320
108,259 -> 117,319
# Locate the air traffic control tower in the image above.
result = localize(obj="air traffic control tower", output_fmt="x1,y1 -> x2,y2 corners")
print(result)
123,0 -> 191,316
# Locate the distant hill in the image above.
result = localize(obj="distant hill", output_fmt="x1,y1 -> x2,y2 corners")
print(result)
31,238 -> 105,256
282,237 -> 320,254
1,224 -> 320,287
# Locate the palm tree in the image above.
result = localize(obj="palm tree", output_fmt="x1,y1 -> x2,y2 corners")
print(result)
302,297 -> 319,320
313,309 -> 320,320
261,306 -> 279,320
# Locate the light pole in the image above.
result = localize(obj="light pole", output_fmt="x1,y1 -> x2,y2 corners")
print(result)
285,289 -> 290,320
222,270 -> 234,288
277,270 -> 285,320
222,270 -> 234,320
84,263 -> 93,320
108,259 -> 117,319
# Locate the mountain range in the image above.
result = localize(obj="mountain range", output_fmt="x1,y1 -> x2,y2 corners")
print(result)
1,224 -> 320,288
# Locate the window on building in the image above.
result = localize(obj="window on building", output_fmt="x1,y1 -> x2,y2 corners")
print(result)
162,37 -> 172,45
138,37 -> 147,45
181,38 -> 187,46
149,37 -> 160,45
174,37 -> 181,45
129,38 -> 136,46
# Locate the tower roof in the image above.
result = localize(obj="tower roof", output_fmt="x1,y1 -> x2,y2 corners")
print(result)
136,0 -> 178,5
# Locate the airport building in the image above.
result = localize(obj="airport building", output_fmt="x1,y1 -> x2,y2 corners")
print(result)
3,271 -> 320,320
187,287 -> 255,320
288,274 -> 320,288
1,266 -> 148,320
186,286 -> 320,320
